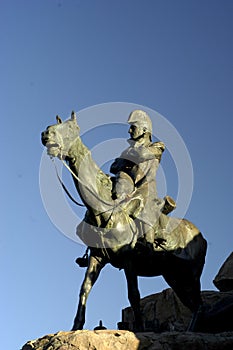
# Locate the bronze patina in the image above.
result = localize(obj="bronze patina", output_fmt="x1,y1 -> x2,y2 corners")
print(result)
41,110 -> 207,331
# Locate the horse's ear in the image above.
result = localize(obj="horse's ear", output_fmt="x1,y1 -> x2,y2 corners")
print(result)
71,111 -> 77,121
56,115 -> 63,124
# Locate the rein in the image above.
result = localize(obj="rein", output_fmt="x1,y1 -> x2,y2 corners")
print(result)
61,158 -> 114,209
51,156 -> 114,210
51,157 -> 168,258
51,158 -> 85,207
57,157 -> 136,218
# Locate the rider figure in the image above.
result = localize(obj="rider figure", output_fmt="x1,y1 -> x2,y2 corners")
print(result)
110,110 -> 175,246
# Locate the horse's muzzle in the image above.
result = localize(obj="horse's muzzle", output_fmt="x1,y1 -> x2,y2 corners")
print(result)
41,131 -> 48,146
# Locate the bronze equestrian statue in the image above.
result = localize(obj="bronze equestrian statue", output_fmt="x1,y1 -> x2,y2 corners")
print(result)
41,110 -> 207,331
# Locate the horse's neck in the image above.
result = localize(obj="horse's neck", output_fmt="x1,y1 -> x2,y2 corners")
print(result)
67,137 -> 113,214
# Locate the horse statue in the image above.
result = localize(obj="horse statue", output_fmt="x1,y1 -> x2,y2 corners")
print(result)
41,111 -> 207,331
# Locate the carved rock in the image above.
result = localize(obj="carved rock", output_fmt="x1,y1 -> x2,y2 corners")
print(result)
21,330 -> 233,350
137,332 -> 233,349
121,288 -> 233,333
121,288 -> 190,332
213,252 -> 233,292
21,330 -> 139,350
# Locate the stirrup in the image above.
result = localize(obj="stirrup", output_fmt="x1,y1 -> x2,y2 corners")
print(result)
75,248 -> 89,267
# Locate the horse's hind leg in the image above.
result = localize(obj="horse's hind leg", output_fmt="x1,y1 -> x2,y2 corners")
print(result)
163,268 -> 203,331
188,302 -> 204,331
72,254 -> 105,330
124,267 -> 143,332
178,277 -> 203,331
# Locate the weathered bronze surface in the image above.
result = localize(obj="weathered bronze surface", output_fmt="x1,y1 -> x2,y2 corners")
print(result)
41,110 -> 207,332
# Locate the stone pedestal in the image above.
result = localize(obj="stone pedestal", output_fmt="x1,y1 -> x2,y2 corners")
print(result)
21,252 -> 233,349
121,288 -> 233,333
21,330 -> 233,350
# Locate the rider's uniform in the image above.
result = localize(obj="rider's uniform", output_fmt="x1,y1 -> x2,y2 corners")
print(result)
110,140 -> 165,243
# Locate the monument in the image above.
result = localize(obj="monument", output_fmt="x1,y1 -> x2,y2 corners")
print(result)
41,110 -> 207,332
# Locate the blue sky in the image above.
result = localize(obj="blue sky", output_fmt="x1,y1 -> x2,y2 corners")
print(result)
1,1 -> 232,349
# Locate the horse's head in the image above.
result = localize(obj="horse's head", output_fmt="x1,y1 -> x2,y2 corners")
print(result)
41,111 -> 80,159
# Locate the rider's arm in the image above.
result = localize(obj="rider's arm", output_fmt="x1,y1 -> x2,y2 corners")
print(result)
110,157 -> 134,175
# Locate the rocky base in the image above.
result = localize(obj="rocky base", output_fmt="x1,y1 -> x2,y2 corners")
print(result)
21,330 -> 139,350
21,330 -> 233,350
122,288 -> 233,333
22,252 -> 233,349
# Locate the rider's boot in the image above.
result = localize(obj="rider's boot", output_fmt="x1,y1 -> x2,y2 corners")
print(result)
145,228 -> 155,244
142,228 -> 155,253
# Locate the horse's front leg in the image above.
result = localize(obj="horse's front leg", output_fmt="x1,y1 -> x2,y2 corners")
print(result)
72,254 -> 105,330
124,267 -> 143,332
